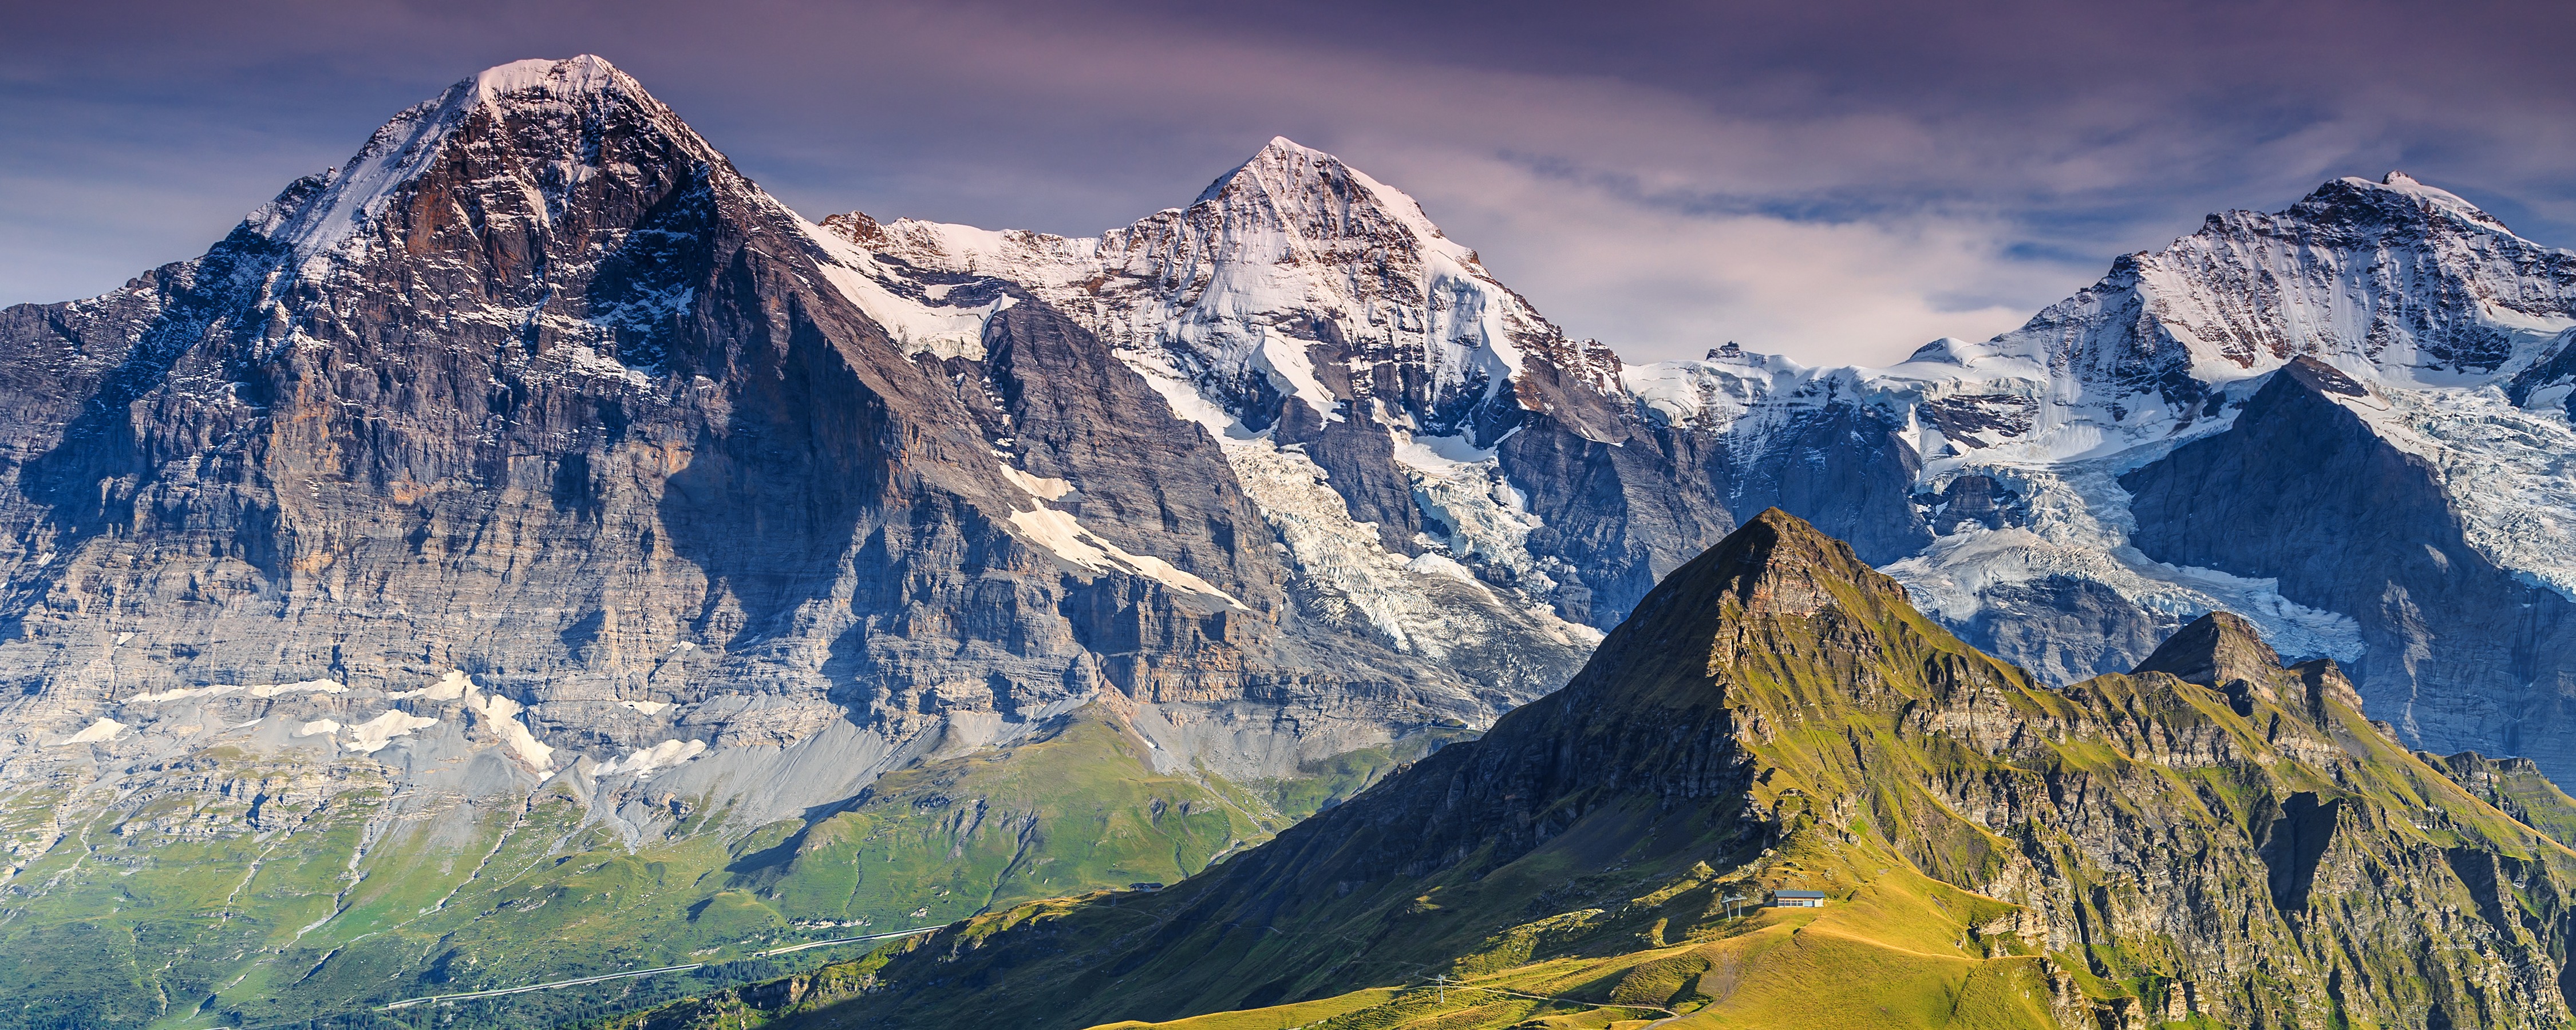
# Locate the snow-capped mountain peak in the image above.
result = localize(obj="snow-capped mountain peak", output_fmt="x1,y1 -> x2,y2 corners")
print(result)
2338,170 -> 2513,232
467,54 -> 634,105
1195,136 -> 1334,203
1864,165 -> 2576,474
254,54 -> 727,276
833,137 -> 1625,642
859,136 -> 1618,450
1194,136 -> 1476,265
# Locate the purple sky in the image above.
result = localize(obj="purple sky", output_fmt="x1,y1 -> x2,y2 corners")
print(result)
7,0 -> 2573,365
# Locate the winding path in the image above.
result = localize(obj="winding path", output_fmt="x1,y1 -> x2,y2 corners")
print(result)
376,925 -> 943,1010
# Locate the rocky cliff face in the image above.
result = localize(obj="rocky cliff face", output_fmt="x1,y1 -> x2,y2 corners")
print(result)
852,139 -> 1931,630
813,512 -> 2576,1030
0,58 -> 1590,1027
0,57 -> 1594,793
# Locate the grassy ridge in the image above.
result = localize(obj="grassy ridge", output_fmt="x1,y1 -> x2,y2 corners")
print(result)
726,511 -> 2576,1030
576,829 -> 2061,1030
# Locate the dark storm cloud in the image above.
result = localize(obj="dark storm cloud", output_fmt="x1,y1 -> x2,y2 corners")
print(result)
6,0 -> 2571,363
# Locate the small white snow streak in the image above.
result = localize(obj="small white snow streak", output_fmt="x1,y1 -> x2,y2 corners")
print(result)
563,342 -> 651,387
344,711 -> 440,754
293,712 -> 438,754
1005,507 -> 1248,610
595,739 -> 707,778
128,679 -> 347,704
1001,467 -> 1075,501
49,718 -> 127,747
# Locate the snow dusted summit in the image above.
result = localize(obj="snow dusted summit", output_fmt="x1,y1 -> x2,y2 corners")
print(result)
823,144 -> 2576,783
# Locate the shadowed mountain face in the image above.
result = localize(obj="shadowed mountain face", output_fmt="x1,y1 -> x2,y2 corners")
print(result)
785,512 -> 2576,1030
2121,356 -> 2576,782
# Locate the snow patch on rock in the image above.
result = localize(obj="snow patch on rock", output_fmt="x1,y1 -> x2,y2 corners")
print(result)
2330,385 -> 2576,601
596,739 -> 708,778
129,679 -> 347,705
1006,507 -> 1247,611
1002,466 -> 1076,501
455,679 -> 554,771
49,718 -> 127,747
1393,430 -> 1562,597
796,218 -> 1019,359
1223,438 -> 1598,655
345,711 -> 440,754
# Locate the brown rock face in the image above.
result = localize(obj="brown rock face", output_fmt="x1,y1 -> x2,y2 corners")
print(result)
0,57 -> 1578,789
2134,611 -> 2289,694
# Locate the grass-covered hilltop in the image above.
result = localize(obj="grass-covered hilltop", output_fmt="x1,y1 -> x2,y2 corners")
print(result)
607,509 -> 2576,1030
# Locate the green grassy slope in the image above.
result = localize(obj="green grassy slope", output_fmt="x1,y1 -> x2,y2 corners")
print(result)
0,707 -> 1432,1028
